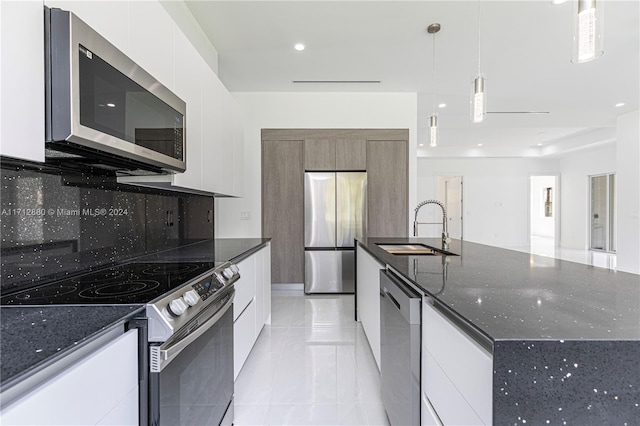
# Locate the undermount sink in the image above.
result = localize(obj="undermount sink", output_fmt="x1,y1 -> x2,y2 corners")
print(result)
376,243 -> 458,256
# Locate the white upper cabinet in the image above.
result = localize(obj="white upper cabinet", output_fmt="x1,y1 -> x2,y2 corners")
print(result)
44,0 -> 129,53
4,0 -> 243,197
127,1 -> 174,91
172,26 -> 204,191
0,0 -> 45,163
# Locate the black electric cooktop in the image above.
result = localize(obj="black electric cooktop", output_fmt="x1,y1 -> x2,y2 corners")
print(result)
0,261 -> 219,306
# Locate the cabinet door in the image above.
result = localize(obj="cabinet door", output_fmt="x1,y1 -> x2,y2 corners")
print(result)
253,245 -> 272,335
262,140 -> 304,284
367,140 -> 408,237
0,330 -> 138,425
356,245 -> 384,370
304,139 -> 335,170
128,1 -> 174,90
262,243 -> 272,324
231,98 -> 245,197
336,138 -> 366,170
172,27 -> 204,191
234,255 -> 256,321
234,299 -> 256,380
0,0 -> 44,162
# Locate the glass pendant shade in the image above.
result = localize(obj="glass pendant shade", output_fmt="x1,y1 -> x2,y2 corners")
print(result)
572,0 -> 604,63
471,75 -> 486,123
429,114 -> 438,147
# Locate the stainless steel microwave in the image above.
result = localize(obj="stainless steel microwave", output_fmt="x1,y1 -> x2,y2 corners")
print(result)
44,7 -> 186,175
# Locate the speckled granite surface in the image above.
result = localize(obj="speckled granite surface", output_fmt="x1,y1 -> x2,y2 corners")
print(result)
0,305 -> 143,386
137,238 -> 270,264
357,237 -> 640,424
357,237 -> 640,340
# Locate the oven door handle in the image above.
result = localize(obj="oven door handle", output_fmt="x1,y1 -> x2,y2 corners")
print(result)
151,292 -> 233,372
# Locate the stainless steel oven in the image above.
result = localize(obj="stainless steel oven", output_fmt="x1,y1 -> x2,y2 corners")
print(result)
0,257 -> 239,426
147,263 -> 239,426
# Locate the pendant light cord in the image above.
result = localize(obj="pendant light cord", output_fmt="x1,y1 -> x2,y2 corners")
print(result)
432,30 -> 436,113
477,0 -> 481,73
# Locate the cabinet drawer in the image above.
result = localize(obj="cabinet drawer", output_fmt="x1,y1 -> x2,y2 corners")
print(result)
234,256 -> 256,320
422,302 -> 492,425
234,300 -> 256,380
423,348 -> 484,425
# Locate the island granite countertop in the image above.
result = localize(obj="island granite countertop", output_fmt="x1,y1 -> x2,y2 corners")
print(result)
357,236 -> 640,341
357,237 -> 640,424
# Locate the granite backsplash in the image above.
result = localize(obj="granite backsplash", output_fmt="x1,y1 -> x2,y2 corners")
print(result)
0,160 -> 214,292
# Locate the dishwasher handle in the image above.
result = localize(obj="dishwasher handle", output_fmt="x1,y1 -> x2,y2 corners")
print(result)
382,287 -> 401,311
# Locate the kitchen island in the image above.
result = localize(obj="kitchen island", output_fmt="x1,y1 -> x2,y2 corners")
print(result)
356,237 -> 640,425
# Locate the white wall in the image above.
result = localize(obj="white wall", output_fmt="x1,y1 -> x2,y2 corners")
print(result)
556,145 -> 616,250
616,110 -> 640,274
216,92 -> 418,238
417,157 -> 559,247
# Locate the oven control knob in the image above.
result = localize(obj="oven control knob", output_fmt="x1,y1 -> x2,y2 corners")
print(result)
183,290 -> 200,307
223,268 -> 234,279
230,264 -> 240,274
214,272 -> 225,284
167,298 -> 188,317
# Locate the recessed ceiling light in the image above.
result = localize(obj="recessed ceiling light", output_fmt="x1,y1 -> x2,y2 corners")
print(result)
538,143 -> 543,146
106,103 -> 116,108
438,103 -> 447,108
551,0 -> 567,4
477,143 -> 483,147
294,43 -> 305,51
615,102 -> 625,107
419,143 -> 424,147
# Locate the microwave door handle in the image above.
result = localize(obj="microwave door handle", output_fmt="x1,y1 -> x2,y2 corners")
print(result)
151,293 -> 233,372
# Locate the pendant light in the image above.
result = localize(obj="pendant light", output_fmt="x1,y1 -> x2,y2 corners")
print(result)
428,23 -> 441,147
571,0 -> 604,63
471,1 -> 486,123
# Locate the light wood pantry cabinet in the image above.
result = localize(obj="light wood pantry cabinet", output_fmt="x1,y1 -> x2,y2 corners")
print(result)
262,139 -> 305,284
336,138 -> 366,170
262,129 -> 408,284
367,139 -> 409,237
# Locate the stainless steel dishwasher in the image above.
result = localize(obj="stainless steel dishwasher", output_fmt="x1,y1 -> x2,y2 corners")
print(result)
380,269 -> 421,426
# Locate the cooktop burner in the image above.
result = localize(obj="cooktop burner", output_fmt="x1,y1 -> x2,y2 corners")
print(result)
0,261 -> 218,305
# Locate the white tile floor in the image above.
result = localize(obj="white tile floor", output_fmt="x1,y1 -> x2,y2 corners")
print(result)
507,236 -> 617,270
234,291 -> 390,426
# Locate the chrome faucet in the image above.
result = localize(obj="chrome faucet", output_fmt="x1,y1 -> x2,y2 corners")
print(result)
414,199 -> 451,249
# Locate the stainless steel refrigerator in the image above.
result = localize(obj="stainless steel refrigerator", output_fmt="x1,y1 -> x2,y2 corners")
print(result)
304,172 -> 367,293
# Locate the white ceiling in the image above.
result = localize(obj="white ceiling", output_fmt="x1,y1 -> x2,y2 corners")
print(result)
185,0 -> 639,157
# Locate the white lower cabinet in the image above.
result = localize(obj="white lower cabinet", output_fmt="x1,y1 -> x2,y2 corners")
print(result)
233,243 -> 271,380
0,329 -> 139,425
356,245 -> 384,370
422,301 -> 493,425
234,298 -> 256,380
421,391 -> 442,426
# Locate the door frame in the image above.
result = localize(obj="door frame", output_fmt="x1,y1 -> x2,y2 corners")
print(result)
436,174 -> 464,240
527,172 -> 561,247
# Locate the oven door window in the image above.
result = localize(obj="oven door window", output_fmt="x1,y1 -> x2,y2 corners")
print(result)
151,306 -> 233,425
78,44 -> 184,161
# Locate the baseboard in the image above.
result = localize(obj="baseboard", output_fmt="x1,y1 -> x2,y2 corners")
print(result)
271,283 -> 304,291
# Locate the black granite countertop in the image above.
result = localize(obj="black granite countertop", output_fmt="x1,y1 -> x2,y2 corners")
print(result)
0,238 -> 269,392
0,305 -> 143,387
135,238 -> 270,264
357,237 -> 640,341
